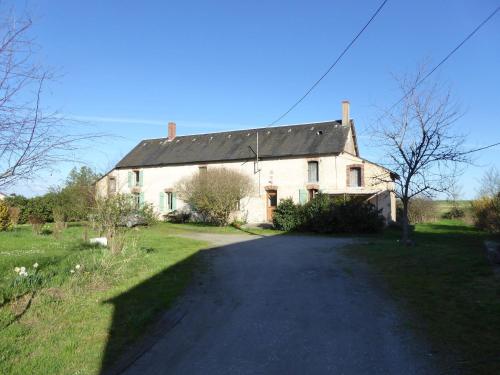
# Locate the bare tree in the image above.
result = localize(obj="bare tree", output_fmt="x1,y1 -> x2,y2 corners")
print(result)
176,168 -> 254,226
478,167 -> 500,198
373,68 -> 469,243
0,10 -> 99,189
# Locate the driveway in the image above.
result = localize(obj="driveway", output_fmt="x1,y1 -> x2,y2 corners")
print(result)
119,233 -> 436,375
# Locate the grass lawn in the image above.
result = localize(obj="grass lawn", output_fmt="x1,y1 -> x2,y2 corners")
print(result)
0,223 -> 208,375
348,220 -> 500,374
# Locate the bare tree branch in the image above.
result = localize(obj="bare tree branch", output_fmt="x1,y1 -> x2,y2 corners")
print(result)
0,9 -> 104,189
370,65 -> 469,243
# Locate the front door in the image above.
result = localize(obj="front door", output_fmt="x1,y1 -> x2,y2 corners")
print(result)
266,190 -> 277,221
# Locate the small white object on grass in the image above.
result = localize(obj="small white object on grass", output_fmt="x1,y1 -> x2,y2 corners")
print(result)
89,237 -> 108,247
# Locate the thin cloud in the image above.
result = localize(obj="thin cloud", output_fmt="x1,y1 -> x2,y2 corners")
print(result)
69,115 -> 166,126
67,114 -> 254,132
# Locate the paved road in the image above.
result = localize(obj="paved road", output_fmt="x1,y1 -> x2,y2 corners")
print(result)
121,233 -> 436,375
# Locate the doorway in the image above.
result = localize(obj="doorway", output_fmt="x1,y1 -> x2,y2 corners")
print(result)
266,190 -> 277,221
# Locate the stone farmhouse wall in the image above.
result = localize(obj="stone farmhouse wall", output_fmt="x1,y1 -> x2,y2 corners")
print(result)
96,152 -> 396,224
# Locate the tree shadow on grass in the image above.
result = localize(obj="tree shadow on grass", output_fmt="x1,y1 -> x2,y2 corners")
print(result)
99,251 -> 201,374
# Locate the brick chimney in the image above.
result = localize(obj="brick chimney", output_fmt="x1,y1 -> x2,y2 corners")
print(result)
168,122 -> 176,141
342,100 -> 350,127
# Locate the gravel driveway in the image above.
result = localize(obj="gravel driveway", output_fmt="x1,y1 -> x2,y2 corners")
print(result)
119,233 -> 436,375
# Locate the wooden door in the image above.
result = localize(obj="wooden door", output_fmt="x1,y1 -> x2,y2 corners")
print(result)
266,190 -> 277,221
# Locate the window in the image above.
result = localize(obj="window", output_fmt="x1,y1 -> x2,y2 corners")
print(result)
308,188 -> 319,201
199,166 -> 207,174
108,177 -> 116,194
349,167 -> 362,187
308,161 -> 319,183
133,170 -> 140,186
132,193 -> 140,209
166,192 -> 173,210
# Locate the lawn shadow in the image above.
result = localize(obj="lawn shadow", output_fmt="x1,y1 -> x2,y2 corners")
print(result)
99,250 -> 201,374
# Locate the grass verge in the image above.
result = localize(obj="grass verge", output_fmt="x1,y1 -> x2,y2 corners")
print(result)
348,220 -> 500,374
0,223 -> 208,374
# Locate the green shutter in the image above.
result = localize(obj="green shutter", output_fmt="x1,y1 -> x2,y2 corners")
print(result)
172,193 -> 177,210
139,170 -> 144,187
128,171 -> 132,188
139,192 -> 145,208
299,189 -> 307,205
159,192 -> 165,212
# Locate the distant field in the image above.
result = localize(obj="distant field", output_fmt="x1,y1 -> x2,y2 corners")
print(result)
433,200 -> 471,216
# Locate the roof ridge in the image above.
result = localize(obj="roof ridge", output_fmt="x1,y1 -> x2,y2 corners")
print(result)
139,119 -> 344,142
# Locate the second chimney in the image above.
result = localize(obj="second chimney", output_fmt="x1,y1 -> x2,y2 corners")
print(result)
342,100 -> 350,127
168,122 -> 176,141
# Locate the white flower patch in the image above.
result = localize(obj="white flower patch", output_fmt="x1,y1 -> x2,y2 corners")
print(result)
14,266 -> 29,277
33,262 -> 39,269
75,264 -> 81,270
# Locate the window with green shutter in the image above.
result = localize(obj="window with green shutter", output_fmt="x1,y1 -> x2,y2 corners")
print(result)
139,170 -> 144,187
139,192 -> 145,208
128,171 -> 133,188
159,192 -> 165,212
299,189 -> 307,205
172,193 -> 177,210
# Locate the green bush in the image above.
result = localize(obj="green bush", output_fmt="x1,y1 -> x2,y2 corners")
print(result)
273,193 -> 385,233
273,198 -> 300,231
442,206 -> 465,219
471,195 -> 500,233
4,194 -> 29,224
0,200 -> 11,231
24,194 -> 59,223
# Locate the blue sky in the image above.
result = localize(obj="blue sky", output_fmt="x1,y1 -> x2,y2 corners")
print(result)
7,0 -> 500,198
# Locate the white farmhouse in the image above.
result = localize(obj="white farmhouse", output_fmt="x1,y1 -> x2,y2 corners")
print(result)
96,102 -> 396,223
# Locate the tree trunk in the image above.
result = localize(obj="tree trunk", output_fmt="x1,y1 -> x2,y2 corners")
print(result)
402,200 -> 410,245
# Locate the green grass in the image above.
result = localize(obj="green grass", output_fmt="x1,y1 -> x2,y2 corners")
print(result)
348,220 -> 500,374
0,223 -> 208,374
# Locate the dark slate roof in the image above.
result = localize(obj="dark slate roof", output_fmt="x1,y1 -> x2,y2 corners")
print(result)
116,121 -> 351,169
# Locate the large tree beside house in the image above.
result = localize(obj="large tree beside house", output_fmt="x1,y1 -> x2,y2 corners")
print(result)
96,102 -> 397,226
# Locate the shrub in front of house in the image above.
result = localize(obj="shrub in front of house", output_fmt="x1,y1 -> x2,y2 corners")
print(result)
273,194 -> 385,233
298,193 -> 337,233
175,167 -> 253,226
273,198 -> 300,231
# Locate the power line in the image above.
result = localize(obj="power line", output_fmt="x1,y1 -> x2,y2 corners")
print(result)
461,141 -> 500,156
379,5 -> 500,121
267,0 -> 389,127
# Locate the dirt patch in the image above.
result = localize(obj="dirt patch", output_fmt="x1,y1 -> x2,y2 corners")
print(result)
10,293 -> 33,316
42,287 -> 66,300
